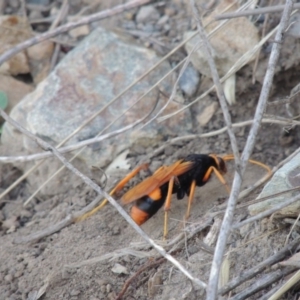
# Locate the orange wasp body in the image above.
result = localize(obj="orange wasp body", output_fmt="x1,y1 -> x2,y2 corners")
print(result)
124,154 -> 228,226
78,153 -> 270,238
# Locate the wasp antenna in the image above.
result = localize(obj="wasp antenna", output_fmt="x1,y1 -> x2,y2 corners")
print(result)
222,154 -> 235,161
222,154 -> 272,177
209,154 -> 220,168
248,159 -> 272,177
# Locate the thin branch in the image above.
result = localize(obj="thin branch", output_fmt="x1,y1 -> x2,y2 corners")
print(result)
232,193 -> 300,230
267,270 -> 300,300
207,1 -> 295,299
151,117 -> 298,158
115,257 -> 165,300
0,0 -> 150,65
139,40 -> 200,130
0,107 -> 206,290
285,211 -> 300,245
229,267 -> 297,300
219,237 -> 300,295
215,3 -> 300,20
1,117 -> 298,164
190,0 -> 240,165
0,118 -> 153,163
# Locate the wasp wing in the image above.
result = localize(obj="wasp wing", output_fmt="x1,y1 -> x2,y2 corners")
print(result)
121,160 -> 194,204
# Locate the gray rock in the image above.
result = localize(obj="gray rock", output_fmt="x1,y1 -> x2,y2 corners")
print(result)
248,152 -> 300,217
183,1 -> 259,78
2,27 -> 191,196
179,64 -> 200,97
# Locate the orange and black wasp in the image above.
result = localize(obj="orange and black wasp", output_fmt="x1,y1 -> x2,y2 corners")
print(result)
78,153 -> 271,238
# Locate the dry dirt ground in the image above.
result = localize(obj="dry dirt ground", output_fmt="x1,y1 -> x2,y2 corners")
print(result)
1,1 -> 300,300
1,84 -> 300,300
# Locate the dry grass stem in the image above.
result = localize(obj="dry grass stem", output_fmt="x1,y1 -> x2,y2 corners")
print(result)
190,0 -> 240,165
1,111 -> 298,165
232,193 -> 300,230
66,248 -> 154,269
285,212 -> 300,245
215,3 -> 300,20
229,267 -> 297,300
218,237 -> 300,295
267,270 -> 300,300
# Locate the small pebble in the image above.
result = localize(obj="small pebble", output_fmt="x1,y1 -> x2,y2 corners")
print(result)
5,274 -> 13,282
157,15 -> 169,26
107,292 -> 117,300
29,10 -> 43,21
69,289 -> 81,296
179,64 -> 200,97
112,226 -> 120,235
165,6 -> 177,17
188,245 -> 198,255
84,251 -> 91,260
136,5 -> 160,23
14,271 -> 23,278
164,146 -> 175,156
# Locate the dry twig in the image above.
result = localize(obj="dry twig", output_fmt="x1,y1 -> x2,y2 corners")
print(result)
218,236 -> 300,295
215,3 -> 300,20
190,0 -> 240,165
232,193 -> 300,230
229,267 -> 297,300
115,257 -> 165,300
0,116 -> 298,164
267,270 -> 300,300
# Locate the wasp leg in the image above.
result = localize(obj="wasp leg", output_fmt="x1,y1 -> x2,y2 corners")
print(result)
203,166 -> 231,193
163,176 -> 176,240
185,179 -> 196,220
76,163 -> 149,222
